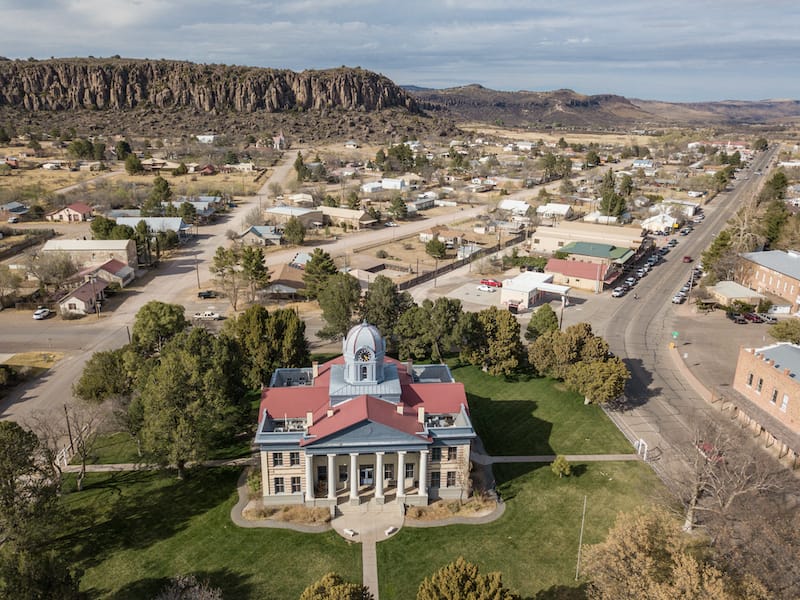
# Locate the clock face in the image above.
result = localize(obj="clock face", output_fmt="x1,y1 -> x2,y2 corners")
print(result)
357,349 -> 372,362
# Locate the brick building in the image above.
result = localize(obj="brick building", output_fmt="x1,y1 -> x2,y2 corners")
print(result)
731,343 -> 800,466
736,250 -> 800,312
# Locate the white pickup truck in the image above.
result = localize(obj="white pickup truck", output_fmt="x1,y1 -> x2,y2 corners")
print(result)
193,310 -> 221,321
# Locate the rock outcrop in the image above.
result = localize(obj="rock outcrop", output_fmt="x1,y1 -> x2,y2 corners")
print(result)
0,58 -> 419,114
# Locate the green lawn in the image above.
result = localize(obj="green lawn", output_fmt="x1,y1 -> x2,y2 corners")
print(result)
452,365 -> 633,456
74,432 -> 254,465
378,461 -> 667,600
57,468 -> 361,599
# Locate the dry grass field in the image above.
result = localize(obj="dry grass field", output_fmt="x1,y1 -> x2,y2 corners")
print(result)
458,123 -> 657,147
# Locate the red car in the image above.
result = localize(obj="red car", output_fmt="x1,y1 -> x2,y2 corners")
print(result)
480,278 -> 502,288
682,256 -> 693,263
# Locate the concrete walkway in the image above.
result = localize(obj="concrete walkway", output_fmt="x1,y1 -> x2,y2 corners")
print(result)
470,451 -> 640,465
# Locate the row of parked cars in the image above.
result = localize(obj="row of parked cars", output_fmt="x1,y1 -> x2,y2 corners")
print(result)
726,311 -> 777,325
672,265 -> 703,304
611,243 -> 673,298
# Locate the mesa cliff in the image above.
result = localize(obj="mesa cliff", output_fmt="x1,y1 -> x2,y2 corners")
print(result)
0,58 -> 419,114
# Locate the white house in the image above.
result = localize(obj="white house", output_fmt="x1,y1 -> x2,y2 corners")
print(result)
641,213 -> 679,233
536,203 -> 573,220
360,182 -> 384,194
381,178 -> 406,191
498,199 -> 531,216
196,134 -> 217,144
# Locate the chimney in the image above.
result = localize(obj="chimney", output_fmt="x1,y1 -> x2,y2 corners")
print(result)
306,411 -> 314,427
418,407 -> 425,424
397,404 -> 404,415
784,368 -> 791,376
327,408 -> 334,418
768,359 -> 775,366
312,361 -> 319,378
406,359 -> 413,375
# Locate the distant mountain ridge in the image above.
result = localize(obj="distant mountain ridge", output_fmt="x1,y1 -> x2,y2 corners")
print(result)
406,84 -> 800,127
0,58 -> 419,113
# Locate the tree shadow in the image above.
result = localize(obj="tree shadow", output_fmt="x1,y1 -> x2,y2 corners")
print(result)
530,582 -> 589,600
97,568 -> 254,600
467,392 -> 554,456
612,357 -> 661,410
55,467 -> 240,572
493,463 -> 550,502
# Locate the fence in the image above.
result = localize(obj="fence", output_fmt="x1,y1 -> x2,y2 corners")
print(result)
398,232 -> 525,291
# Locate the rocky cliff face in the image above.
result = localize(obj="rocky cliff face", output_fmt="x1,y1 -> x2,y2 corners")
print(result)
0,58 -> 419,114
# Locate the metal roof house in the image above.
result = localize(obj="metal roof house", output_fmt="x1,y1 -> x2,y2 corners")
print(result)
255,322 -> 476,507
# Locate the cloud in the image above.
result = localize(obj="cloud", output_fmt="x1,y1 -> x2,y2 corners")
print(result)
0,1 -> 798,101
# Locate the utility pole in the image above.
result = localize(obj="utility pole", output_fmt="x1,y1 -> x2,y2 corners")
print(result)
195,250 -> 201,289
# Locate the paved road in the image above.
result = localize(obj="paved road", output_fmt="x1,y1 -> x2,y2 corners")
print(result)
0,153 -> 490,425
597,147 -> 779,487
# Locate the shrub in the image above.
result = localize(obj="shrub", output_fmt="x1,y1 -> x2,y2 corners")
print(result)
376,249 -> 388,259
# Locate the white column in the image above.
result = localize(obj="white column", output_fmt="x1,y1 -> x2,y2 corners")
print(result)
397,451 -> 406,498
304,453 -> 314,502
418,450 -> 429,496
375,452 -> 384,500
349,452 -> 359,500
327,454 -> 336,500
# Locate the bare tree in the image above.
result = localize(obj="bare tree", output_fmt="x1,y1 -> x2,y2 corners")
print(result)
26,251 -> 78,293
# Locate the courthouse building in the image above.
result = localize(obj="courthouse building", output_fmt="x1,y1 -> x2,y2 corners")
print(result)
255,323 -> 476,506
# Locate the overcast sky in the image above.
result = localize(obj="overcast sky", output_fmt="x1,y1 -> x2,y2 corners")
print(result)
2,0 -> 799,102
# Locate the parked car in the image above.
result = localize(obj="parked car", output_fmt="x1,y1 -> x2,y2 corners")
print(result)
32,307 -> 51,320
668,239 -> 678,247
743,312 -> 764,323
193,311 -> 222,321
197,290 -> 217,299
476,284 -> 496,293
696,441 -> 724,464
672,295 -> 686,304
480,278 -> 502,288
7,216 -> 19,223
611,287 -> 626,297
682,256 -> 693,263
624,277 -> 637,287
727,313 -> 748,324
384,221 -> 398,227
757,313 -> 777,324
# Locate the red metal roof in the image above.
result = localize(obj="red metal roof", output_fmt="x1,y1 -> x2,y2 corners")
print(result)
67,202 -> 93,214
300,395 -> 428,446
99,259 -> 127,274
545,258 -> 607,280
259,355 -> 467,440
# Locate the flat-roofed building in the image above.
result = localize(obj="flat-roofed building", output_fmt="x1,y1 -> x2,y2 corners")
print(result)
41,239 -> 137,269
528,221 -> 646,255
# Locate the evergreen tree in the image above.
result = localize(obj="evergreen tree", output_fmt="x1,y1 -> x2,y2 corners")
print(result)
302,248 -> 338,300
318,272 -> 361,340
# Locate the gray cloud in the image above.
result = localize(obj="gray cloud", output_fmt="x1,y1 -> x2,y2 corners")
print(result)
0,0 -> 798,101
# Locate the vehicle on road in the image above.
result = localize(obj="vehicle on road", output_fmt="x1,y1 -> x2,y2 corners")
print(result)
757,313 -> 777,324
7,215 -> 19,223
611,287 -> 626,297
672,295 -> 686,304
668,239 -> 678,247
682,255 -> 692,263
476,284 -> 496,293
384,221 -> 398,227
193,311 -> 222,321
624,277 -> 637,287
480,278 -> 502,288
33,307 -> 51,320
197,290 -> 217,299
